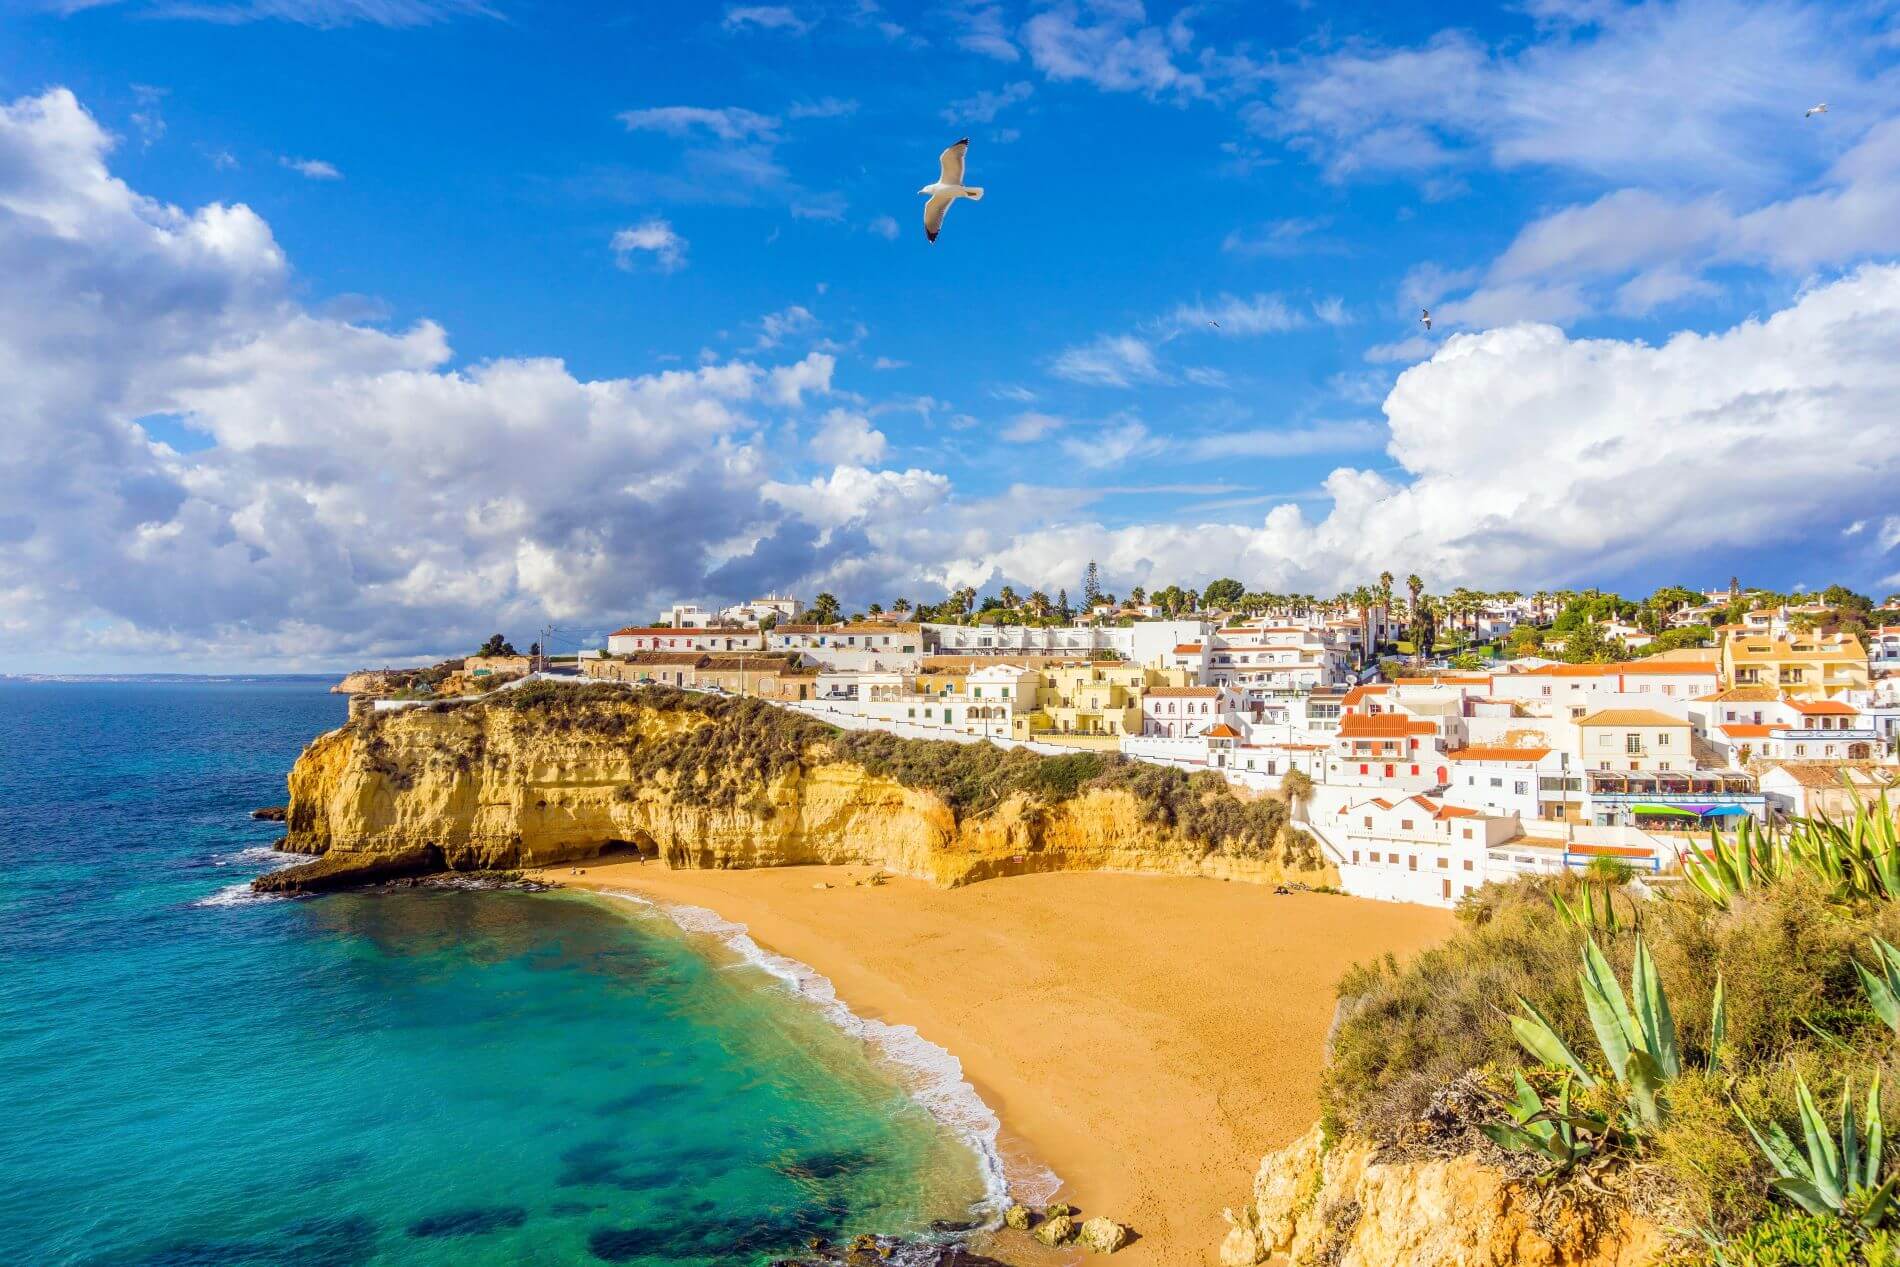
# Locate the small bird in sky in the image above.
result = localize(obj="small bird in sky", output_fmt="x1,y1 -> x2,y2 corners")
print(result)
1805,103 -> 1828,118
920,138 -> 985,243
1207,319 -> 1220,328
1420,308 -> 1433,330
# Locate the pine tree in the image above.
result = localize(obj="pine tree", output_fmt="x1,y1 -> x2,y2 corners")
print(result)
1057,587 -> 1071,621
1082,561 -> 1102,606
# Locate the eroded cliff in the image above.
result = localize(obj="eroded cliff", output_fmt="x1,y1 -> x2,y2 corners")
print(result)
262,681 -> 1335,893
1218,1124 -> 1664,1267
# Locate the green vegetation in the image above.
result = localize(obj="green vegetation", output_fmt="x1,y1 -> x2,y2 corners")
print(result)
1321,800 -> 1900,1261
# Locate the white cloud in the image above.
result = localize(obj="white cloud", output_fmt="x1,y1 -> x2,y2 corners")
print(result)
950,3 -> 1019,62
1222,217 -> 1334,258
871,355 -> 906,370
1881,517 -> 1900,553
787,97 -> 857,119
810,408 -> 888,464
868,214 -> 899,240
1023,0 -> 1203,98
942,80 -> 1033,125
1168,292 -> 1304,336
617,105 -> 779,143
81,0 -> 494,26
1060,418 -> 1160,469
722,5 -> 809,35
610,218 -> 688,272
754,303 -> 818,348
1264,1 -> 1874,186
280,156 -> 341,180
1001,411 -> 1067,442
1050,333 -> 1163,387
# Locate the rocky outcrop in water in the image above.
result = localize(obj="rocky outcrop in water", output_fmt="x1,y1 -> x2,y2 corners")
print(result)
1217,1124 -> 1663,1267
260,682 -> 1334,894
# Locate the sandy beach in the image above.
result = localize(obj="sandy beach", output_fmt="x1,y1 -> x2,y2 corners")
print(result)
534,862 -> 1450,1265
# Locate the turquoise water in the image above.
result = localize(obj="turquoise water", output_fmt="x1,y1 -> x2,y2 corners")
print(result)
0,682 -> 993,1265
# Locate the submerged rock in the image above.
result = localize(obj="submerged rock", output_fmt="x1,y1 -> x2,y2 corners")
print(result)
250,805 -> 288,821
1078,1216 -> 1128,1253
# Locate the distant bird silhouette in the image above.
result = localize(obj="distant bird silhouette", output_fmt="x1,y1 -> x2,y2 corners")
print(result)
1207,320 -> 1220,328
919,139 -> 984,243
1805,103 -> 1828,118
1420,308 -> 1433,330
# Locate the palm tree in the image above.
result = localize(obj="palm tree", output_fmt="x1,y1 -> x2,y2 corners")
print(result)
1406,573 -> 1424,622
1377,570 -> 1395,651
893,597 -> 911,614
1130,585 -> 1147,608
999,585 -> 1019,612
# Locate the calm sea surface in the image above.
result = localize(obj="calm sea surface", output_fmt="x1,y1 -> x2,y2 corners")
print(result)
0,681 -> 992,1265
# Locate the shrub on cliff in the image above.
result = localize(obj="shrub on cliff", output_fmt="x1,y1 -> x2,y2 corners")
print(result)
1321,863 -> 1900,1248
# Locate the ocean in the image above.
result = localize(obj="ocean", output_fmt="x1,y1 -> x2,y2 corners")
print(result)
0,681 -> 997,1265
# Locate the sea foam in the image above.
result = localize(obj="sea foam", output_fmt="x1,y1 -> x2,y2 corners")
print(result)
599,890 -> 1058,1224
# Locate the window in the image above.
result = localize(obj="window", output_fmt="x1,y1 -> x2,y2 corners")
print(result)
1363,816 -> 1373,828
1407,855 -> 1417,871
1489,777 -> 1503,788
1462,828 -> 1473,839
1401,819 -> 1414,830
1463,860 -> 1474,871
1352,850 -> 1360,863
1437,857 -> 1448,868
1656,732 -> 1670,747
1626,733 -> 1642,754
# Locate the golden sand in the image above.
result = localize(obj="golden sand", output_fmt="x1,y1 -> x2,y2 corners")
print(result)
538,862 -> 1450,1265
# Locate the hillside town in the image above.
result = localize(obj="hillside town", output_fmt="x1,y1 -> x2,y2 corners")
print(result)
434,576 -> 1900,912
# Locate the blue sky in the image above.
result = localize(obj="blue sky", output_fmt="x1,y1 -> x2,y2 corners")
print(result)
3,0 -> 1899,669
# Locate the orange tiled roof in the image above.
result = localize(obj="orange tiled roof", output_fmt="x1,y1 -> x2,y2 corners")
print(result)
1720,724 -> 1775,738
1788,700 -> 1858,715
1338,713 -> 1438,737
1446,746 -> 1552,762
1577,708 -> 1692,727
1173,643 -> 1203,654
1146,687 -> 1220,698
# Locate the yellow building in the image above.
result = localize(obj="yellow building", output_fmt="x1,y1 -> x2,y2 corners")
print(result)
1012,661 -> 1196,742
1720,629 -> 1869,699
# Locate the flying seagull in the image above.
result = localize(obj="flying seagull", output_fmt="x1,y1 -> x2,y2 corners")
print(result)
1420,308 -> 1433,330
1207,319 -> 1220,328
1805,102 -> 1828,118
920,138 -> 985,243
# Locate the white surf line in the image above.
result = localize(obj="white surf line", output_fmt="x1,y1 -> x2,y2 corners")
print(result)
596,888 -> 1057,1224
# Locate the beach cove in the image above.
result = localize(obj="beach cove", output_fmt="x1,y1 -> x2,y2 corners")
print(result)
538,862 -> 1453,1265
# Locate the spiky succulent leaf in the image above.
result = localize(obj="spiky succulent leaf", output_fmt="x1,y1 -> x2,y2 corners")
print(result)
1795,1075 -> 1845,1211
1631,937 -> 1679,1079
1511,997 -> 1597,1086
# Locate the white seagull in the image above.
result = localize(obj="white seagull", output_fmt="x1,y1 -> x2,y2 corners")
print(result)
920,138 -> 985,243
1420,308 -> 1433,330
1805,102 -> 1828,118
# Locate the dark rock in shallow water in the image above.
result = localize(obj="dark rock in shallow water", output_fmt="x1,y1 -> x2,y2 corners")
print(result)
252,845 -> 442,894
250,805 -> 288,821
130,1212 -> 378,1266
406,1205 -> 527,1238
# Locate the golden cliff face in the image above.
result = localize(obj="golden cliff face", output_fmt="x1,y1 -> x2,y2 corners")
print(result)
266,684 -> 1336,892
1218,1125 -> 1663,1267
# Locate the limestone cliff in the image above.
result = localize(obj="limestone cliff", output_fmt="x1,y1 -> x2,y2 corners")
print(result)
262,681 -> 1335,893
1218,1124 -> 1664,1267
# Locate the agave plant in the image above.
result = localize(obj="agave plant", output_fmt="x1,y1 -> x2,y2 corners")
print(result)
1734,1072 -> 1897,1229
1686,789 -> 1900,908
1684,815 -> 1788,911
1480,1071 -> 1606,1173
1552,859 -> 1635,933
1855,936 -> 1900,1037
1505,935 -> 1722,1139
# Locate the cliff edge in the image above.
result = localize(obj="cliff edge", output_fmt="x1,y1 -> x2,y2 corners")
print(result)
261,681 -> 1334,893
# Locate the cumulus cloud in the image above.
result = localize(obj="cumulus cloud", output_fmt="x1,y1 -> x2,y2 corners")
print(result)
809,409 -> 889,465
617,105 -> 779,143
610,218 -> 687,272
8,85 -> 1900,669
868,214 -> 899,240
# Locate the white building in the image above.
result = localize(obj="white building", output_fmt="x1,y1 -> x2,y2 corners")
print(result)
1330,794 -> 1516,908
608,625 -> 766,655
1705,698 -> 1885,765
768,622 -> 927,672
1441,746 -> 1562,820
1487,661 -> 1717,718
721,595 -> 804,626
